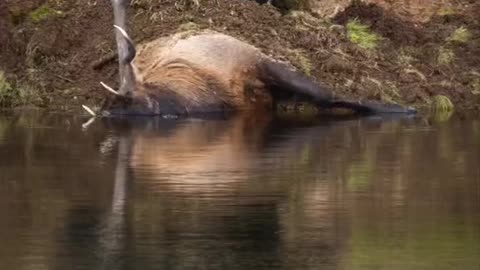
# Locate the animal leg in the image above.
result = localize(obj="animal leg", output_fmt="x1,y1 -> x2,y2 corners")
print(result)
258,59 -> 416,114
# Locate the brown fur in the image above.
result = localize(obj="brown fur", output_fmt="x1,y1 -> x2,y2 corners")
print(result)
112,30 -> 272,114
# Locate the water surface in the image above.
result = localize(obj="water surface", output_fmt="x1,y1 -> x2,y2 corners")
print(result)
0,111 -> 479,270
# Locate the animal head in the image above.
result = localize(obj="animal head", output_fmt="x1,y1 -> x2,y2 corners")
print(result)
83,0 -> 142,117
108,0 -> 137,97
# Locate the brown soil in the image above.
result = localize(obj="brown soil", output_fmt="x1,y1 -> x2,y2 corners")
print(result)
0,0 -> 479,113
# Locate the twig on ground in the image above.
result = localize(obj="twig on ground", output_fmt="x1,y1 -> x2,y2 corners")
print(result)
55,74 -> 74,83
91,53 -> 117,70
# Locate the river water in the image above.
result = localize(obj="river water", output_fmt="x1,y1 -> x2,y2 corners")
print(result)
0,110 -> 479,270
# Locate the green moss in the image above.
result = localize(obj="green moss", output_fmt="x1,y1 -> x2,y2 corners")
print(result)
447,26 -> 471,44
29,4 -> 64,23
346,19 -> 381,49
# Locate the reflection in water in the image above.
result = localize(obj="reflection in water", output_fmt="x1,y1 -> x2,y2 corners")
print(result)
0,111 -> 479,270
98,136 -> 131,270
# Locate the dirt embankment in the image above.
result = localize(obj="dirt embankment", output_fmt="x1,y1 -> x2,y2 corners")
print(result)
0,0 -> 479,113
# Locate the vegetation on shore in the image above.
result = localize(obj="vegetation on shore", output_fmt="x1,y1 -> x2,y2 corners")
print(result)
0,71 -> 13,106
28,4 -> 64,23
346,19 -> 380,49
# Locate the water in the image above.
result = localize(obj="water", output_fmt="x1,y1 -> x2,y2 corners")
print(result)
0,110 -> 479,270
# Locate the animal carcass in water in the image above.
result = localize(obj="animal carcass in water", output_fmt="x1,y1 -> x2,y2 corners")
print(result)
83,0 -> 416,117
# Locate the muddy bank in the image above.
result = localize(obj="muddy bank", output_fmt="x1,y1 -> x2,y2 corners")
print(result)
0,0 -> 479,113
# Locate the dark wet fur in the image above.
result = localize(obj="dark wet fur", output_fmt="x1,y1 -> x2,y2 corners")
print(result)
102,82 -> 235,116
258,59 -> 334,103
258,59 -> 416,115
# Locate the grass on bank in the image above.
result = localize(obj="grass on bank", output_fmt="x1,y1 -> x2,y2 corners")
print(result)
29,4 -> 64,23
431,95 -> 455,112
421,95 -> 455,123
435,27 -> 471,66
0,71 -> 14,105
0,71 -> 42,107
437,47 -> 455,65
346,19 -> 381,49
287,49 -> 313,76
471,78 -> 480,95
447,26 -> 471,44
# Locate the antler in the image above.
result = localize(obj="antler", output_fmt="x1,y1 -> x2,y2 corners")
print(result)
108,0 -> 137,96
82,104 -> 97,117
100,81 -> 120,96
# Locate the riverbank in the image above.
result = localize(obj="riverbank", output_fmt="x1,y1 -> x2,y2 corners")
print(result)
0,0 -> 479,114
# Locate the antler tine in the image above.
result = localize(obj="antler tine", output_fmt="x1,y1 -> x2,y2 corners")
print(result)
113,25 -> 131,40
100,81 -> 120,95
113,24 -> 136,64
110,0 -> 136,96
82,117 -> 96,129
82,105 -> 97,117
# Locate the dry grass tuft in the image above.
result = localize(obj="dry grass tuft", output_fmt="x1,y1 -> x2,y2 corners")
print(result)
431,95 -> 454,112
